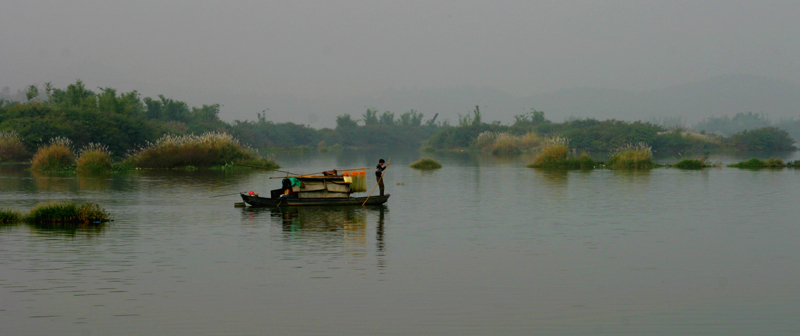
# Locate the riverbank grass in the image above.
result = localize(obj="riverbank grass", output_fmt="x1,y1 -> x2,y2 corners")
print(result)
24,201 -> 111,227
127,132 -> 278,169
31,137 -> 75,171
607,143 -> 655,169
528,143 -> 595,169
77,143 -> 113,173
410,157 -> 442,170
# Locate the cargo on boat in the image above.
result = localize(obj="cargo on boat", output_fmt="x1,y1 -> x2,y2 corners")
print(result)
240,169 -> 390,207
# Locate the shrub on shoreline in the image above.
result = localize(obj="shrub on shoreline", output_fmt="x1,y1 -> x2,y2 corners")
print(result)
127,132 -> 278,169
410,157 -> 442,170
31,137 -> 75,171
24,201 -> 111,227
77,143 -> 113,173
607,142 -> 655,169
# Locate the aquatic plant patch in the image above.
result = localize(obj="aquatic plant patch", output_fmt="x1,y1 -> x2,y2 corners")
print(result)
31,137 -> 75,171
410,157 -> 442,170
24,201 -> 111,227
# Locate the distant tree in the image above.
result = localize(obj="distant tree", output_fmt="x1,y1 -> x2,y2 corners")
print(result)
362,108 -> 379,126
26,85 -> 39,102
335,114 -> 359,129
379,111 -> 395,126
398,109 -> 424,127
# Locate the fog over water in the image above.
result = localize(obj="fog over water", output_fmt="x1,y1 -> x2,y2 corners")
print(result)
2,1 -> 800,125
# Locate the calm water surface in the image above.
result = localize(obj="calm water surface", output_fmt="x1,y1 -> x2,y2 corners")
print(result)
2,151 -> 799,335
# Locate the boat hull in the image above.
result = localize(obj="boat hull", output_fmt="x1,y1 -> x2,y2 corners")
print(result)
241,193 -> 390,207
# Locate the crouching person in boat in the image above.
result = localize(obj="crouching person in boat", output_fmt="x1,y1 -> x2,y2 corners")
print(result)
279,177 -> 299,199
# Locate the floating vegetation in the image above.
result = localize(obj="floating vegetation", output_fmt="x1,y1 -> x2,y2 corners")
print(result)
528,139 -> 595,169
77,143 -> 113,173
31,137 -> 75,171
24,201 -> 111,227
410,157 -> 442,170
0,208 -> 22,223
0,131 -> 30,162
673,153 -> 722,169
126,132 -> 278,169
607,142 -> 656,169
728,158 -> 785,169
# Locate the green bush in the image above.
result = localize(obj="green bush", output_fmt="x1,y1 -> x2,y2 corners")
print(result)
729,127 -> 796,151
0,131 -> 30,162
31,137 -> 75,171
674,159 -> 704,169
24,201 -> 111,227
728,158 -> 784,169
410,157 -> 442,170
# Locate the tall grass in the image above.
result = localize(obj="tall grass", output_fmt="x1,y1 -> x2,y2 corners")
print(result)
0,131 -> 30,162
410,157 -> 442,170
528,139 -> 595,169
77,143 -> 113,173
127,132 -> 278,169
607,142 -> 655,169
24,201 -> 111,227
476,131 -> 544,156
0,208 -> 22,223
31,137 -> 75,171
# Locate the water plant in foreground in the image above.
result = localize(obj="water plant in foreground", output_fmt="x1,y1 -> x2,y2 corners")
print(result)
126,132 -> 278,169
410,157 -> 442,170
24,201 -> 111,227
0,208 -> 22,223
728,158 -> 785,169
77,143 -> 113,173
606,142 -> 655,169
31,137 -> 76,171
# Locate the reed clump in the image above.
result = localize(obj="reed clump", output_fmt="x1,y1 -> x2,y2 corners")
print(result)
0,131 -> 30,162
476,131 -> 543,156
77,143 -> 113,173
24,201 -> 111,227
0,208 -> 22,223
31,137 -> 76,171
127,132 -> 278,169
410,157 -> 442,170
528,138 -> 595,169
728,158 -> 785,169
606,142 -> 655,169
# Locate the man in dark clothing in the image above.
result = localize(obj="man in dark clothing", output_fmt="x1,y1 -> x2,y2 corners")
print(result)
375,159 -> 386,196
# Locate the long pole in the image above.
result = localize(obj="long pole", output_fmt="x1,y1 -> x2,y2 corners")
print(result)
363,157 -> 391,206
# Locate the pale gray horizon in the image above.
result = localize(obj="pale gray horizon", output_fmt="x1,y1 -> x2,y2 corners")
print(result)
2,0 -> 799,125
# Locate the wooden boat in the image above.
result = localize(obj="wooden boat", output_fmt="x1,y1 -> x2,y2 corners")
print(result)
240,192 -> 390,207
240,171 -> 390,207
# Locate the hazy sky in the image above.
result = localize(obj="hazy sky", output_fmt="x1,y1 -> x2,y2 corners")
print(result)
2,1 -> 799,121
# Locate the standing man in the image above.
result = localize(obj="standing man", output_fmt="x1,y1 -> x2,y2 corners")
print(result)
375,159 -> 386,196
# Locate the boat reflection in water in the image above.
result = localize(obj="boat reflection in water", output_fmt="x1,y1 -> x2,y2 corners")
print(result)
243,205 -> 388,270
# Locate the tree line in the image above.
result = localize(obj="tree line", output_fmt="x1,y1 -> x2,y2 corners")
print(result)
1,81 -> 796,163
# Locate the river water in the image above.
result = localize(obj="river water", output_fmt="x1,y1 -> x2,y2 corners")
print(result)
2,150 -> 799,335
